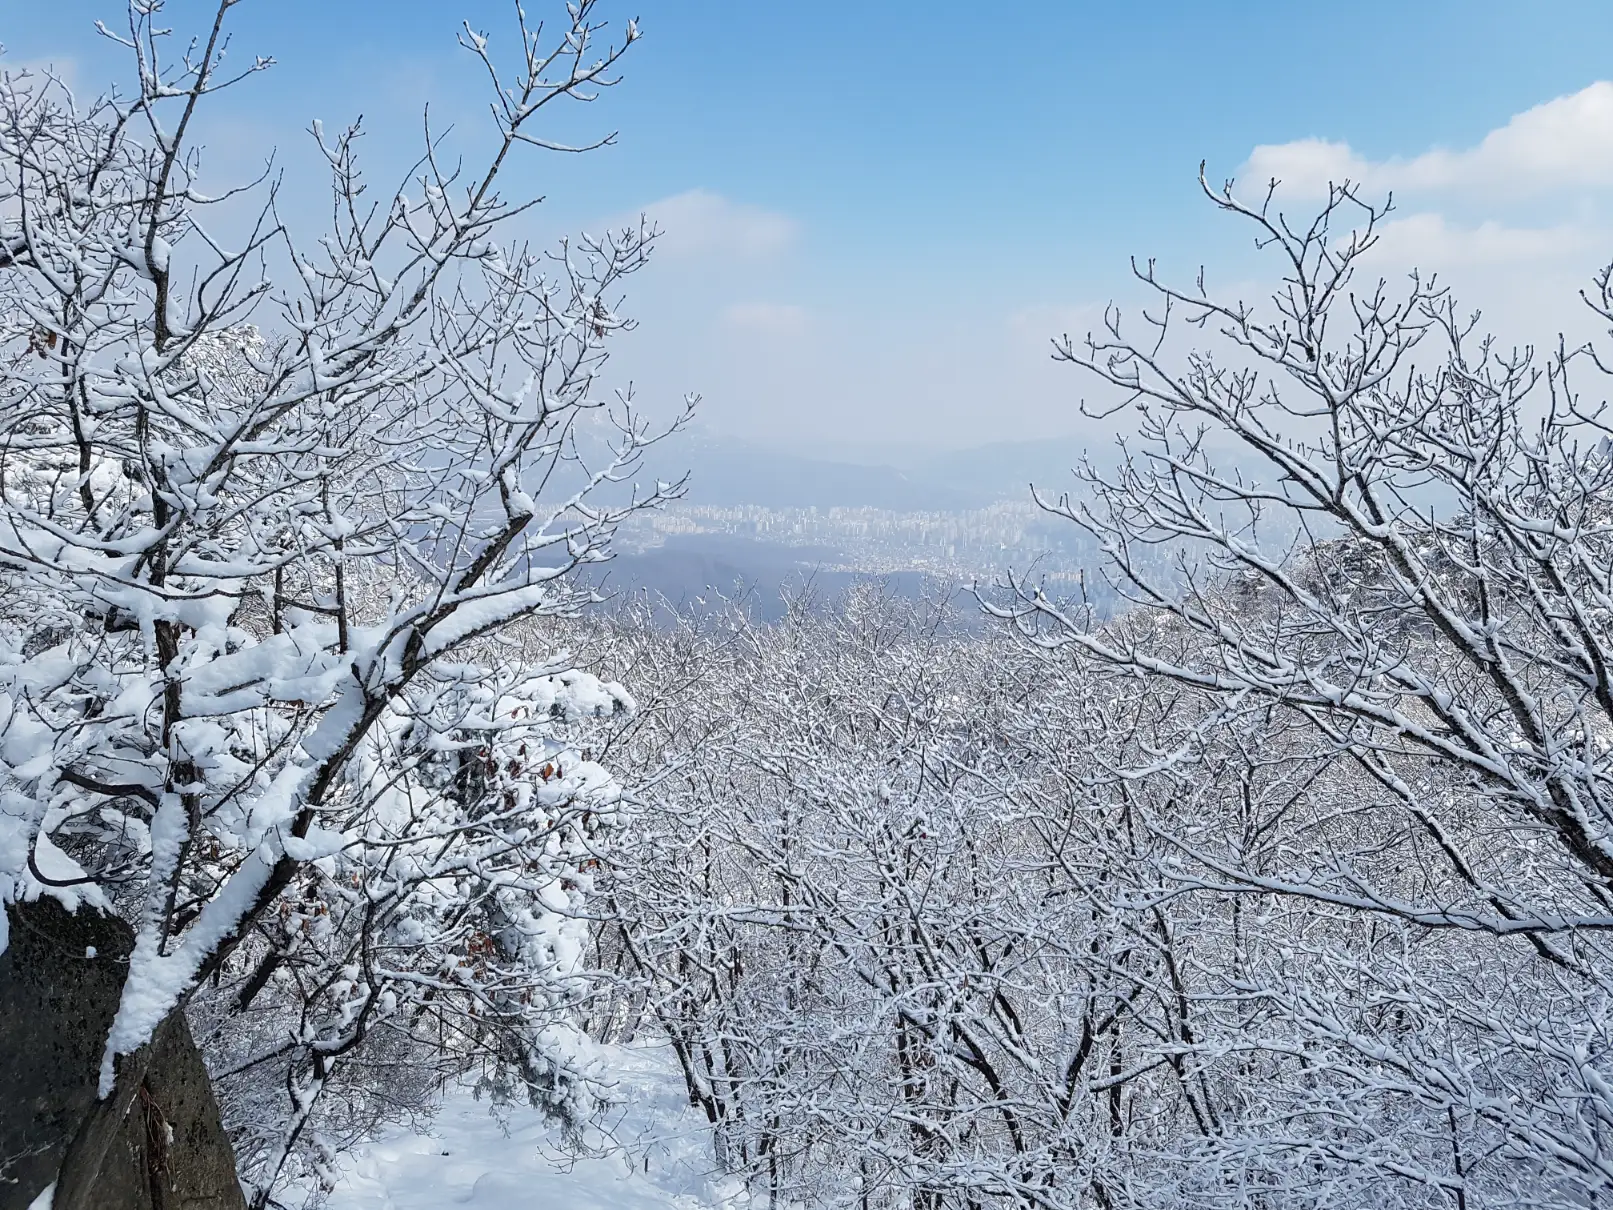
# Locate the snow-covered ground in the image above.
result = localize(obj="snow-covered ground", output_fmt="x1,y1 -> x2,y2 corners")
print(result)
322,1044 -> 742,1210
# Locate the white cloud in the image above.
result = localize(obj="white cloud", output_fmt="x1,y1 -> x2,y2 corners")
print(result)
1239,138 -> 1369,199
721,301 -> 810,337
1244,81 -> 1613,199
631,189 -> 799,261
1368,213 -> 1599,268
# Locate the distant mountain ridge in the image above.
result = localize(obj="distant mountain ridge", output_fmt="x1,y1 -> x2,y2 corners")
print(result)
601,431 -> 1186,617
669,434 -> 962,510
584,533 -> 950,622
636,431 -> 1105,512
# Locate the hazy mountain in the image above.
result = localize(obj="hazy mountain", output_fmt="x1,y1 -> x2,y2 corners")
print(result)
651,433 -> 969,511
604,430 -> 1143,617
907,438 -> 1105,506
634,430 -> 1115,513
582,533 -> 953,621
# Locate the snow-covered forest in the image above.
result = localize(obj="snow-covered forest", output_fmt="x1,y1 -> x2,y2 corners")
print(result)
5,3 -> 1613,1208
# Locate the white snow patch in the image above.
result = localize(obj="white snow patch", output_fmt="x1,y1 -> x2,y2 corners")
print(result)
320,1043 -> 743,1210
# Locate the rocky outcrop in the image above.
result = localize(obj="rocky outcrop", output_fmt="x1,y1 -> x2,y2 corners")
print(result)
0,898 -> 245,1210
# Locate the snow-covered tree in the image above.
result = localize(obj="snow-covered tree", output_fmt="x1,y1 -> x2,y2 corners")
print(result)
586,158 -> 1613,1206
596,590 -> 1218,1209
1001,173 -> 1613,1204
0,2 -> 681,1202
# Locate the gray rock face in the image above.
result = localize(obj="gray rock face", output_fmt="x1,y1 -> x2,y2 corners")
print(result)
0,896 -> 131,1207
0,898 -> 245,1210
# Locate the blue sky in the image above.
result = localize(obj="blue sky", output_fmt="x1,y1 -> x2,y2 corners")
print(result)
10,1 -> 1613,449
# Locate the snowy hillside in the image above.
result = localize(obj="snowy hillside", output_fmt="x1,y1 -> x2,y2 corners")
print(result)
322,1045 -> 738,1210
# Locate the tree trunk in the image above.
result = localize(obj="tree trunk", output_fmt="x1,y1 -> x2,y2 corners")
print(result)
0,899 -> 245,1210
